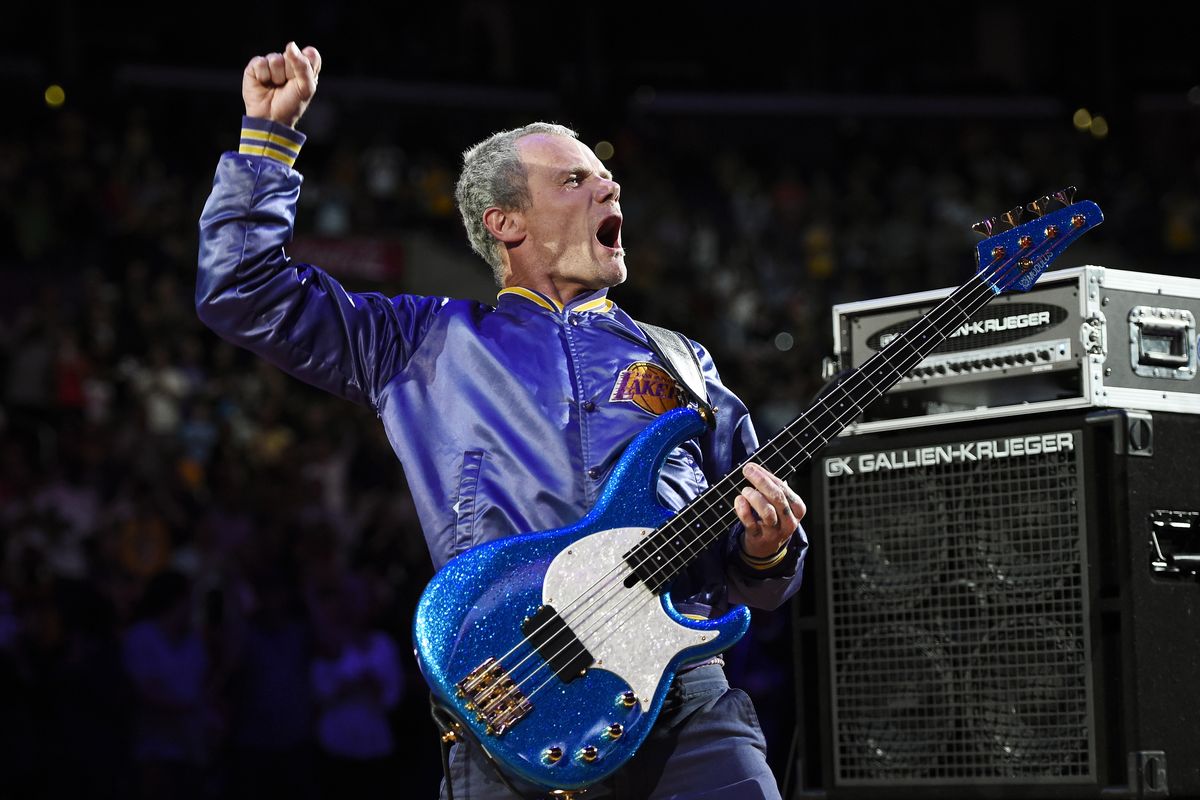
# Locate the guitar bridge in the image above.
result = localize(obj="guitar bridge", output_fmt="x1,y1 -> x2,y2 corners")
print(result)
455,657 -> 532,735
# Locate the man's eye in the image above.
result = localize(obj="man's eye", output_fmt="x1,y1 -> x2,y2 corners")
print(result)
565,173 -> 582,185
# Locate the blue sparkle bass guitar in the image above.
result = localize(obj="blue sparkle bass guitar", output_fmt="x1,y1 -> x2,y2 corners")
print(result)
414,191 -> 1103,793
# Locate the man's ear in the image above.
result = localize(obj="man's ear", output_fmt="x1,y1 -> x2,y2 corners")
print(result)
483,206 -> 525,245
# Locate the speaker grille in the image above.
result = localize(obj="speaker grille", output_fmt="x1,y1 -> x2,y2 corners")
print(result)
822,430 -> 1095,784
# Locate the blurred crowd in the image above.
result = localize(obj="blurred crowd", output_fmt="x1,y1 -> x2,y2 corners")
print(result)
0,86 -> 1196,798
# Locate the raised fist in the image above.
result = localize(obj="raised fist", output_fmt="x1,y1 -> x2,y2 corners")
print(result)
243,42 -> 322,129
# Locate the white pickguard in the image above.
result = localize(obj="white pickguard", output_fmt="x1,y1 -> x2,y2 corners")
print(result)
541,526 -> 714,712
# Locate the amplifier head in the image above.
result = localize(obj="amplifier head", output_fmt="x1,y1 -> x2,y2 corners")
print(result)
831,267 -> 1200,433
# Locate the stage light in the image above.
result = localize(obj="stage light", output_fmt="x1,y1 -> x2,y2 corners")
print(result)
1072,108 -> 1091,131
44,84 -> 65,108
595,140 -> 614,160
774,332 -> 794,352
1090,115 -> 1109,139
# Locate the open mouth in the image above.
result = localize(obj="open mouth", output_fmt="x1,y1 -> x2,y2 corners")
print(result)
595,214 -> 622,250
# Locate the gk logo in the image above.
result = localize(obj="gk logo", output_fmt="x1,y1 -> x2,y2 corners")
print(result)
824,456 -> 853,477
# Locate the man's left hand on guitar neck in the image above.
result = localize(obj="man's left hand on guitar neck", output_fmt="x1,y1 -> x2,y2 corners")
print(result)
735,462 -> 806,560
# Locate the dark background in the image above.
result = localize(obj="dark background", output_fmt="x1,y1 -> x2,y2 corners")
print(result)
1,3 -> 1197,799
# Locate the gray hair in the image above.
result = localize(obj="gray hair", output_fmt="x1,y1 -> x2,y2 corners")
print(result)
455,122 -> 579,285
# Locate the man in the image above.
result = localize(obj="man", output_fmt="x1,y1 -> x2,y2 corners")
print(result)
198,41 -> 807,799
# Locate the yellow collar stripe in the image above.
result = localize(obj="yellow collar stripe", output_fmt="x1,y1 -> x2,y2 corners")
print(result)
498,288 -> 612,315
573,297 -> 614,314
498,287 -> 562,313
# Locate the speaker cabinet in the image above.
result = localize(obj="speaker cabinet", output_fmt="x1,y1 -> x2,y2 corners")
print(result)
792,410 -> 1200,798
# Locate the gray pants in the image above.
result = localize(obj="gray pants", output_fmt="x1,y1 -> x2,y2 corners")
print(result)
439,664 -> 781,800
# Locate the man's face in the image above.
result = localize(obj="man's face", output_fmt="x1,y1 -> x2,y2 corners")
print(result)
513,133 -> 625,293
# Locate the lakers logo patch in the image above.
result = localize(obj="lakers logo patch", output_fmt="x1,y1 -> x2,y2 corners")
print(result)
609,362 -> 686,416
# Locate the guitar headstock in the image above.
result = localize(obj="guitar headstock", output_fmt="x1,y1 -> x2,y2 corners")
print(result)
971,187 -> 1104,294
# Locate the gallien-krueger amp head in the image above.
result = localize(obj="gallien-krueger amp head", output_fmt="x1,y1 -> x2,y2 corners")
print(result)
829,266 -> 1200,433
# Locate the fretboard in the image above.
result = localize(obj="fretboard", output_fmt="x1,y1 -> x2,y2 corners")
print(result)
624,266 -> 1008,593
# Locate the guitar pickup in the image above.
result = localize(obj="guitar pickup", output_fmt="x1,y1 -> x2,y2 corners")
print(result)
522,605 -> 594,683
456,657 -> 532,736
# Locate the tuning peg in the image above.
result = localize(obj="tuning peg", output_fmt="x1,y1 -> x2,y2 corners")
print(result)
998,206 -> 1024,230
1026,195 -> 1053,217
1052,186 -> 1077,207
971,216 -> 998,237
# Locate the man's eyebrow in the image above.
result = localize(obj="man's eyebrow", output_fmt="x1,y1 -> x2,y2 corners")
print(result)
559,166 -> 614,181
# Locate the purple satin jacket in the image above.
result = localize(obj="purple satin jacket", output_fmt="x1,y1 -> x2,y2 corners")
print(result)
197,127 -> 804,616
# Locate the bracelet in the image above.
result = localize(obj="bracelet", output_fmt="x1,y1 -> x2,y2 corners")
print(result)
738,534 -> 791,570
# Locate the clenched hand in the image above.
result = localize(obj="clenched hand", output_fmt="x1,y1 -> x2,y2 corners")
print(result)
243,41 -> 322,129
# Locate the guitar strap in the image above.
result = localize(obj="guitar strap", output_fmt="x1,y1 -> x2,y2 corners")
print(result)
635,322 -> 717,429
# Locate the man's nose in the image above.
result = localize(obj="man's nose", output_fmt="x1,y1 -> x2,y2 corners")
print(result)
595,177 -> 620,204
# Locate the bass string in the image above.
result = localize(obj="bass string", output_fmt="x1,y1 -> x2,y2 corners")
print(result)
508,250 -> 1031,708
482,215 -> 1091,715
619,233 -> 1066,594
461,240 -> 1003,699
479,246 -> 1041,715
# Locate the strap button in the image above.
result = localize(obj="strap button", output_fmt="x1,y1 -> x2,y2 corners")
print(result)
581,400 -> 596,412
587,468 -> 600,480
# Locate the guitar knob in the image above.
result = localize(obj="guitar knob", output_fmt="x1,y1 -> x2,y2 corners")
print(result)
606,723 -> 624,740
619,691 -> 637,708
580,745 -> 599,763
543,746 -> 563,764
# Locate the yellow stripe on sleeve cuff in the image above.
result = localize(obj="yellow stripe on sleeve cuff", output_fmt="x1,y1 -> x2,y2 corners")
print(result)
238,116 -> 306,168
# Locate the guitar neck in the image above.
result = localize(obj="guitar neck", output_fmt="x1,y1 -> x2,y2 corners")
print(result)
626,264 -> 1010,592
627,189 -> 1105,591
